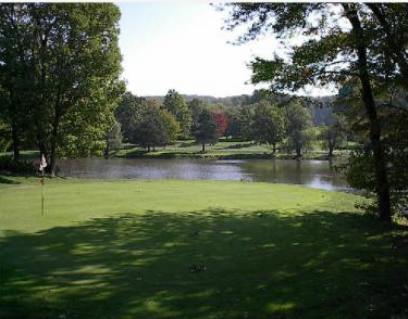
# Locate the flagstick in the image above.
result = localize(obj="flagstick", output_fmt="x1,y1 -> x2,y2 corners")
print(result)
41,173 -> 45,216
39,154 -> 47,216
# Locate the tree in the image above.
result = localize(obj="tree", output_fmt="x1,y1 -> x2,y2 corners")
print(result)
160,109 -> 180,145
225,105 -> 254,140
188,98 -> 208,134
104,120 -> 122,158
285,102 -> 313,158
132,100 -> 179,152
211,110 -> 228,138
0,4 -> 35,161
134,103 -> 166,152
0,3 -> 123,174
163,89 -> 192,138
222,3 -> 406,221
320,114 -> 347,157
252,100 -> 285,153
193,109 -> 218,152
365,4 -> 408,88
115,92 -> 148,142
0,119 -> 11,153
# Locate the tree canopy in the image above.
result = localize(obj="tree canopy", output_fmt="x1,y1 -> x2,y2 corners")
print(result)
193,109 -> 219,152
251,100 -> 285,153
0,3 -> 124,173
163,89 -> 192,138
223,3 -> 408,221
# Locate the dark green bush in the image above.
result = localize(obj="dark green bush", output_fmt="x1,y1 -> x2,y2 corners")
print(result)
0,156 -> 36,175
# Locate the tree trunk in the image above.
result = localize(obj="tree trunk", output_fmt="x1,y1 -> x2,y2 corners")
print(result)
104,136 -> 110,159
11,124 -> 20,161
272,143 -> 276,154
328,143 -> 334,158
147,145 -> 150,152
47,145 -> 57,176
46,112 -> 61,176
296,145 -> 301,158
202,143 -> 206,152
344,4 -> 392,222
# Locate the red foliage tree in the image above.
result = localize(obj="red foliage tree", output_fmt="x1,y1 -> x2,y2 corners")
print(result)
211,110 -> 228,137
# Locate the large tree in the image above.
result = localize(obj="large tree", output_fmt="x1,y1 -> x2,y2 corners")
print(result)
193,109 -> 218,153
222,3 -> 408,222
320,114 -> 348,157
365,3 -> 408,88
225,105 -> 254,140
285,101 -> 313,158
115,92 -> 149,142
0,3 -> 123,174
0,4 -> 35,161
252,100 -> 285,153
131,100 -> 179,152
188,98 -> 208,134
163,89 -> 192,138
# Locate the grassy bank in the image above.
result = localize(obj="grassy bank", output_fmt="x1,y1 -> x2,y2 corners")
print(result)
114,140 -> 351,160
0,140 -> 352,161
0,178 -> 407,318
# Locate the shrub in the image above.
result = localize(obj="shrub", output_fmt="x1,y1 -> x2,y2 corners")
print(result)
0,156 -> 36,175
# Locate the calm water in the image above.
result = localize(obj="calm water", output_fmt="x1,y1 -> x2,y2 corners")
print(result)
56,158 -> 350,191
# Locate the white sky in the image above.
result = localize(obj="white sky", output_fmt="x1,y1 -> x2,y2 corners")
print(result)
118,2 -> 333,97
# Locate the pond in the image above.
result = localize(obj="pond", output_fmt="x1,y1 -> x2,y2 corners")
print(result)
56,158 -> 350,191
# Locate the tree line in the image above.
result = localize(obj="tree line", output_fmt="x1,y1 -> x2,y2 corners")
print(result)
114,89 -> 348,157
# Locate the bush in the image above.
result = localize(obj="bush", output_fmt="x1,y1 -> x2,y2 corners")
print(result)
0,156 -> 36,175
347,148 -> 408,218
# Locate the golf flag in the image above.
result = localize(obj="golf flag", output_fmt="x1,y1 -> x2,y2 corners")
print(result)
39,154 -> 47,172
39,154 -> 47,215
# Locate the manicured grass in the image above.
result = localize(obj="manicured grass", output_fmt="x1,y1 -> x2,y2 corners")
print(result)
0,139 -> 352,161
0,178 -> 407,319
115,139 -> 350,160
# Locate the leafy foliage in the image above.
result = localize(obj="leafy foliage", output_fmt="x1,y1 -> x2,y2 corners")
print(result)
225,105 -> 254,140
163,89 -> 192,138
251,100 -> 285,152
0,3 -> 124,172
0,155 -> 36,175
130,100 -> 179,151
104,120 -> 123,157
221,2 -> 408,221
115,93 -> 149,142
193,109 -> 219,152
284,102 -> 313,157
319,114 -> 348,156
211,110 -> 228,137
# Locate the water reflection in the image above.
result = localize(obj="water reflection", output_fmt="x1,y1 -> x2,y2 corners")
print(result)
57,158 -> 350,191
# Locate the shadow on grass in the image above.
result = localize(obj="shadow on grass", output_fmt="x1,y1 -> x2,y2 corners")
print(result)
223,142 -> 257,149
0,176 -> 20,184
178,141 -> 197,148
1,209 -> 407,319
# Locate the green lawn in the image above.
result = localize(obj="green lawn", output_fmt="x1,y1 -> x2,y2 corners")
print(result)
114,139 -> 350,160
0,178 -> 407,319
0,139 -> 352,161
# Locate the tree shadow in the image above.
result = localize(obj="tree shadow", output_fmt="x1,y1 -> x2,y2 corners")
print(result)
178,141 -> 197,148
0,176 -> 20,184
223,142 -> 257,149
1,209 -> 407,319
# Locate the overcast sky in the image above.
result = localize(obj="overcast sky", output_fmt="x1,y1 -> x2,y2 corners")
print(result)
118,2 -> 331,97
